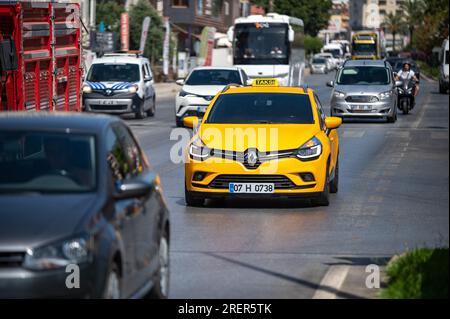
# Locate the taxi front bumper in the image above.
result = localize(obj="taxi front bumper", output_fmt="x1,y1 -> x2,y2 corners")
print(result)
185,156 -> 328,196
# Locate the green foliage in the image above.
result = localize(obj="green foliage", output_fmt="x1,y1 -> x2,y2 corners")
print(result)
96,0 -> 125,34
129,0 -> 164,64
304,35 -> 323,56
250,0 -> 332,36
381,248 -> 449,299
400,0 -> 425,47
381,12 -> 406,51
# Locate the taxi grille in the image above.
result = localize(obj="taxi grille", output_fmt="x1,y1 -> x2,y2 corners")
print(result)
0,252 -> 25,268
208,175 -> 297,189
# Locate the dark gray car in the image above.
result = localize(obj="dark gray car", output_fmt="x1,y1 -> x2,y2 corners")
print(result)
0,113 -> 170,298
328,60 -> 397,123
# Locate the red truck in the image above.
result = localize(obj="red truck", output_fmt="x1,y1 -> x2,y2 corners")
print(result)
0,0 -> 81,112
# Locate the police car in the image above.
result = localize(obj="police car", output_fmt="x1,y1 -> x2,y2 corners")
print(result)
82,52 -> 156,119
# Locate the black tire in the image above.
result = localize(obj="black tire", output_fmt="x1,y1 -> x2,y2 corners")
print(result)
185,184 -> 204,207
329,158 -> 339,194
439,81 -> 446,94
147,97 -> 156,117
146,228 -> 170,299
135,101 -> 146,119
401,100 -> 409,115
312,162 -> 330,206
102,262 -> 121,299
175,116 -> 183,127
387,110 -> 397,123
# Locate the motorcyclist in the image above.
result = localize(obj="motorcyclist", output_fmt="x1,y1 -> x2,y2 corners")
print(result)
395,61 -> 419,97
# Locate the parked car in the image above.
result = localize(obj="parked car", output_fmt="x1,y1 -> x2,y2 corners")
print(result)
328,59 -> 398,123
82,53 -> 156,119
174,66 -> 249,127
0,113 -> 170,299
439,38 -> 449,94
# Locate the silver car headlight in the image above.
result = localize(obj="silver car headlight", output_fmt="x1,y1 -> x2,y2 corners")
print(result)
333,91 -> 345,99
378,91 -> 393,99
189,137 -> 211,160
295,136 -> 322,160
23,236 -> 92,270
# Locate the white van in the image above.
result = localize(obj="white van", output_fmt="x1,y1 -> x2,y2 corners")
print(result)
439,38 -> 449,94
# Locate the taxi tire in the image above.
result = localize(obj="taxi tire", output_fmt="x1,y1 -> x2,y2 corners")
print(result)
312,163 -> 330,206
185,185 -> 204,207
330,158 -> 339,194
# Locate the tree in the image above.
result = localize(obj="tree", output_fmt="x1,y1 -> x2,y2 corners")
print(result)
129,0 -> 164,65
304,35 -> 323,56
250,0 -> 333,36
400,0 -> 425,47
96,0 -> 125,34
382,12 -> 405,53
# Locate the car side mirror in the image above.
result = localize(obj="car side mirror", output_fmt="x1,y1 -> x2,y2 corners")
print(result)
114,178 -> 153,199
176,78 -> 185,86
288,28 -> 295,42
325,117 -> 342,130
227,27 -> 234,42
326,81 -> 334,87
183,116 -> 199,129
0,39 -> 19,72
395,80 -> 403,87
144,76 -> 152,82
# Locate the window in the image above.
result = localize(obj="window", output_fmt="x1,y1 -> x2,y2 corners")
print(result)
106,124 -> 144,182
314,95 -> 326,130
87,63 -> 140,82
185,69 -> 242,85
172,0 -> 189,7
337,66 -> 391,85
206,93 -> 314,124
0,131 -> 96,192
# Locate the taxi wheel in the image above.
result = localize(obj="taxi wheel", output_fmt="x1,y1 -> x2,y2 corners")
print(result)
312,163 -> 330,206
185,185 -> 204,207
330,158 -> 339,194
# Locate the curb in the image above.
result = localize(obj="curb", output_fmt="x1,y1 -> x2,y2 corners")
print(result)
420,73 -> 438,83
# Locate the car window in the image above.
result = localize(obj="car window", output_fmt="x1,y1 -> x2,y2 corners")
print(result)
106,124 -> 144,182
314,94 -> 326,130
186,69 -> 243,85
336,66 -> 390,85
87,63 -> 140,82
206,93 -> 314,124
0,131 -> 96,192
241,70 -> 249,84
145,63 -> 152,79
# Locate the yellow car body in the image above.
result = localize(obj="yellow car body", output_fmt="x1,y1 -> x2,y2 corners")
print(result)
184,83 -> 342,206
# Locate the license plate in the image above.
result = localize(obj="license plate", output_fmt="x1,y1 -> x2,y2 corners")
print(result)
101,100 -> 117,105
228,183 -> 275,194
353,105 -> 371,111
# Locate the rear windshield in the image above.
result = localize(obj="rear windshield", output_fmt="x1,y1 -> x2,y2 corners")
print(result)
313,58 -> 326,64
206,93 -> 314,124
87,63 -> 140,82
337,66 -> 391,85
0,131 -> 96,193
186,69 -> 242,86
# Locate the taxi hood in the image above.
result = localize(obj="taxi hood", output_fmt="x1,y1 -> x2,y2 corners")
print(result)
197,124 -> 321,152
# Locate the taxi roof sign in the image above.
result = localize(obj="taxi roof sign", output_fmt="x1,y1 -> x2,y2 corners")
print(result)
252,78 -> 279,87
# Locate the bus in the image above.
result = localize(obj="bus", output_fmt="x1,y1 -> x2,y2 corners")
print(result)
227,13 -> 305,86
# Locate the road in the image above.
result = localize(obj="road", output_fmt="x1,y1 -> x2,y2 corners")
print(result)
127,73 -> 449,298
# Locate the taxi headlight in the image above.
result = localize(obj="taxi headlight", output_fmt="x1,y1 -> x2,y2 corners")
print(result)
128,85 -> 139,94
23,236 -> 92,270
188,137 -> 211,160
295,136 -> 322,160
334,91 -> 345,99
82,85 -> 92,94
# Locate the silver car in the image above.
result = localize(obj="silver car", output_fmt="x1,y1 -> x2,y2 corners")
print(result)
310,57 -> 329,74
327,60 -> 397,123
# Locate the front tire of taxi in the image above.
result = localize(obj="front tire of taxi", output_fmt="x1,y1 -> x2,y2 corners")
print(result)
330,158 -> 339,194
185,184 -> 204,207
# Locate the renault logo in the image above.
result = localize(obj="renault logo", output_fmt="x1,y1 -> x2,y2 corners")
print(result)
105,89 -> 112,95
245,150 -> 258,166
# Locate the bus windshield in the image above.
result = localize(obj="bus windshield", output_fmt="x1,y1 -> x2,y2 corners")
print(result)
233,23 -> 289,65
353,43 -> 376,55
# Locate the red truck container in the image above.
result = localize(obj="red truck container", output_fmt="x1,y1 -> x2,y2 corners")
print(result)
0,0 -> 81,112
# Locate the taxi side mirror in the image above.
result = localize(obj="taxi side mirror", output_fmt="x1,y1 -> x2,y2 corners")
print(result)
176,78 -> 185,86
325,117 -> 342,130
183,116 -> 199,129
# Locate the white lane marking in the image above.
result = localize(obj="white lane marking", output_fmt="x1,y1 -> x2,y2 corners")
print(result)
412,92 -> 431,129
313,265 -> 350,299
342,130 -> 365,138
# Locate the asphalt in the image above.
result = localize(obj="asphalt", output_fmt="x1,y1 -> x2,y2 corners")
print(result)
127,72 -> 449,299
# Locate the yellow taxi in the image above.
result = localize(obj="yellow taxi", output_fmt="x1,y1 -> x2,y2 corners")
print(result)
183,79 -> 342,206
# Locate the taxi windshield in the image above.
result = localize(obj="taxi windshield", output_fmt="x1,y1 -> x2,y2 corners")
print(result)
0,131 -> 96,193
206,93 -> 314,124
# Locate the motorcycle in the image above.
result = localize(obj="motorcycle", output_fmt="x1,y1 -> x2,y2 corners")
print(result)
396,78 -> 417,115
